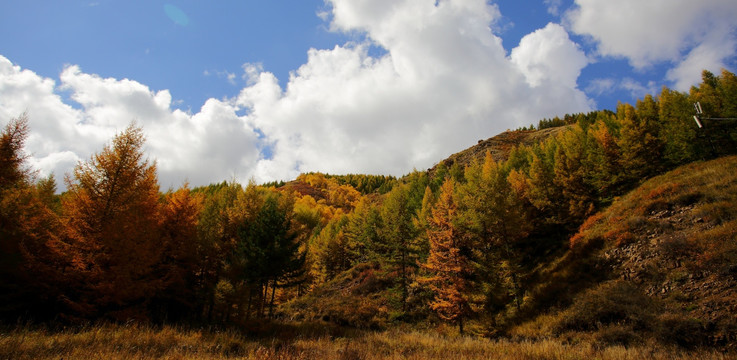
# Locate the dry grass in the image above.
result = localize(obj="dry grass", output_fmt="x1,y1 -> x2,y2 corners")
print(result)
0,323 -> 731,360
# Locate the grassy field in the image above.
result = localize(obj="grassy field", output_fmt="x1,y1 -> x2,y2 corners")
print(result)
0,323 -> 731,360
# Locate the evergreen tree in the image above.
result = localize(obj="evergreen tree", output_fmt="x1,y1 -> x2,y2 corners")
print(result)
659,87 -> 699,166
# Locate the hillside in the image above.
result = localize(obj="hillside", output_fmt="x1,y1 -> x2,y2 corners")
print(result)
428,125 -> 569,175
279,156 -> 737,350
513,155 -> 737,349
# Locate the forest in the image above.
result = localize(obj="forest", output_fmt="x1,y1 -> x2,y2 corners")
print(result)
1,69 -> 737,358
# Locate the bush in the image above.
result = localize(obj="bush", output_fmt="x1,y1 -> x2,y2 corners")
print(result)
656,313 -> 706,348
554,280 -> 656,333
593,324 -> 642,347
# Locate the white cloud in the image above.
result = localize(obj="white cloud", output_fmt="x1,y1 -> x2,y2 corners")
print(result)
237,0 -> 593,182
0,55 -> 262,190
620,78 -> 657,99
585,78 -> 616,96
1,0 -> 596,188
566,0 -> 737,89
666,23 -> 737,91
584,77 -> 657,99
510,23 -> 589,88
544,0 -> 562,16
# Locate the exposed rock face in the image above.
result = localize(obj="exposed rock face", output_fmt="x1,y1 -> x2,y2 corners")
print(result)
602,201 -> 737,349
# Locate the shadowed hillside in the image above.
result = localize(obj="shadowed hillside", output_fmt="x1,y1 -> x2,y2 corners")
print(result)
511,155 -> 737,350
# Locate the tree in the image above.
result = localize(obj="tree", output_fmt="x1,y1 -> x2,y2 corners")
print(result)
64,123 -> 162,320
195,181 -> 243,322
462,152 -> 530,313
553,125 -> 597,221
154,185 -> 203,322
381,184 -> 421,311
237,194 -> 306,318
585,122 -> 622,199
0,113 -> 31,191
421,178 -> 473,334
659,87 -> 699,166
616,102 -> 659,183
0,114 -> 66,320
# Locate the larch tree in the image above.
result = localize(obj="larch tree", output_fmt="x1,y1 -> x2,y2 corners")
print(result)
553,125 -> 597,221
421,178 -> 473,334
381,184 -> 421,311
462,152 -> 530,312
659,87 -> 699,166
0,114 -> 66,320
63,123 -> 162,320
616,103 -> 658,184
154,185 -> 204,322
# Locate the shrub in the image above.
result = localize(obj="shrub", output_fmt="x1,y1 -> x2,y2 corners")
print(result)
656,313 -> 706,348
593,324 -> 642,347
554,280 -> 656,333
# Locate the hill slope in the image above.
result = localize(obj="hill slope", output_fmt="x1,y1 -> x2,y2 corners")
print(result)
281,156 -> 737,349
516,155 -> 737,349
427,126 -> 568,175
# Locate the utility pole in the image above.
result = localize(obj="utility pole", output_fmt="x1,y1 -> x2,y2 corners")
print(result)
693,102 -> 737,157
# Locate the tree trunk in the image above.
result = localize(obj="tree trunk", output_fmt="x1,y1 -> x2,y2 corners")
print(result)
245,286 -> 253,321
268,277 -> 277,319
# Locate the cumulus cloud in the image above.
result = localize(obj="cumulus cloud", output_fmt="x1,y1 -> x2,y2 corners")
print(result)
239,0 -> 593,182
510,23 -> 589,88
0,55 -> 262,190
1,0 -> 596,189
666,24 -> 737,90
566,0 -> 737,89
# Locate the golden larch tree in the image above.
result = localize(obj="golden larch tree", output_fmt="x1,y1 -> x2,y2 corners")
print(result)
421,178 -> 473,334
63,123 -> 162,320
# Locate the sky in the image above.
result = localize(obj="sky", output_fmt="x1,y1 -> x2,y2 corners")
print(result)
1,0 -> 736,190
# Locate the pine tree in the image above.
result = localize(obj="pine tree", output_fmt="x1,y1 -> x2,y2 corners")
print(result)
617,102 -> 659,184
659,87 -> 698,166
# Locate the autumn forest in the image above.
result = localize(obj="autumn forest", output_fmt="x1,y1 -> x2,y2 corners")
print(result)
2,69 -> 737,358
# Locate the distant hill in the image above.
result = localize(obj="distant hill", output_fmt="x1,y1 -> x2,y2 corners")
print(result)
427,126 -> 568,176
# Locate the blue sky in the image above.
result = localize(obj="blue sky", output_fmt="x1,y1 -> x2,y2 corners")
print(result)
1,0 -> 736,189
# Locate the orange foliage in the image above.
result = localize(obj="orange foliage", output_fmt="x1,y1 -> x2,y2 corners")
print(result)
645,183 -> 681,200
63,123 -> 163,320
421,179 -> 473,333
